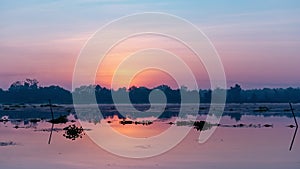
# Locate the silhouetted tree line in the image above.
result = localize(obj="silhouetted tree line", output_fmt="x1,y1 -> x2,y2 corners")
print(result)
0,79 -> 299,104
0,79 -> 72,104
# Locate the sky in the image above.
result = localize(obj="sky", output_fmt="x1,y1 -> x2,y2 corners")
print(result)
0,0 -> 300,90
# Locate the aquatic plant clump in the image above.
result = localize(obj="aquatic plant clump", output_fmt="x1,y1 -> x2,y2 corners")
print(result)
63,124 -> 85,141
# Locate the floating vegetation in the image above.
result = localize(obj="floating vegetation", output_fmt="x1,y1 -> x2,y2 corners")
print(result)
254,106 -> 269,112
3,107 -> 11,111
9,104 -> 26,109
263,124 -> 273,128
175,121 -> 217,131
221,123 -> 273,128
63,124 -> 85,141
119,119 -> 153,126
1,104 -> 26,110
134,120 -> 153,125
193,121 -> 216,131
287,124 -> 296,128
237,123 -> 246,127
120,120 -> 133,125
48,115 -> 68,124
0,141 -> 17,146
29,119 -> 41,123
35,128 -> 63,132
0,116 -> 9,123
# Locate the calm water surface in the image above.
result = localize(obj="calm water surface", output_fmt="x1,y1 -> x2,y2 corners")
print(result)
0,103 -> 299,169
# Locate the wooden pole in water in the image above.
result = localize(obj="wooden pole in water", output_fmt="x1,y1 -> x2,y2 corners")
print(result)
289,103 -> 298,151
48,99 -> 54,144
289,103 -> 299,128
48,123 -> 54,144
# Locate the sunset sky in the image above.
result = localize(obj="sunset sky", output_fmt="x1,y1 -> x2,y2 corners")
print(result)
1,0 -> 300,90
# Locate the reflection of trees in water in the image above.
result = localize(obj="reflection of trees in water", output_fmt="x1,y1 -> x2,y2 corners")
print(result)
227,113 -> 242,122
75,109 -> 104,124
48,115 -> 68,124
0,103 -> 297,145
1,104 -> 300,125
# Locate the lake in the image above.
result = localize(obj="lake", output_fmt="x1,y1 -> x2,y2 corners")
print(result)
0,103 -> 299,169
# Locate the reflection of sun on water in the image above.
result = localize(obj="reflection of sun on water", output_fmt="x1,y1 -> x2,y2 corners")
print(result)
105,115 -> 175,138
93,35 -> 209,138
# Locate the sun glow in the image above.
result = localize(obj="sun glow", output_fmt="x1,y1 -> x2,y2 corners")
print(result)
129,68 -> 179,89
95,34 -> 209,89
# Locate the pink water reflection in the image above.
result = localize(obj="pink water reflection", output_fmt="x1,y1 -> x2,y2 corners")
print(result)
0,115 -> 299,169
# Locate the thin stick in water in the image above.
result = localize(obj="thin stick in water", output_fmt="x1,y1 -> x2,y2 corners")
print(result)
48,99 -> 54,144
48,123 -> 54,144
289,103 -> 298,151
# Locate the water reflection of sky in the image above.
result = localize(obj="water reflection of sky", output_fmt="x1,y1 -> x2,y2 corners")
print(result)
0,104 -> 299,169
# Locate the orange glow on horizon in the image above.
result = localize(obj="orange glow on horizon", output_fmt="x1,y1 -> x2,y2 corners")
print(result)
129,68 -> 179,89
95,34 -> 210,89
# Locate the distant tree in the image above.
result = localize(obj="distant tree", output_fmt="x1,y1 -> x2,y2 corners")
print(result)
25,79 -> 39,90
154,85 -> 180,103
73,85 -> 97,104
8,79 -> 39,91
93,85 -> 113,104
228,84 -> 242,103
0,88 -> 4,103
202,89 -> 212,103
250,92 -> 257,103
112,87 -> 129,104
8,81 -> 23,92
129,86 -> 151,104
